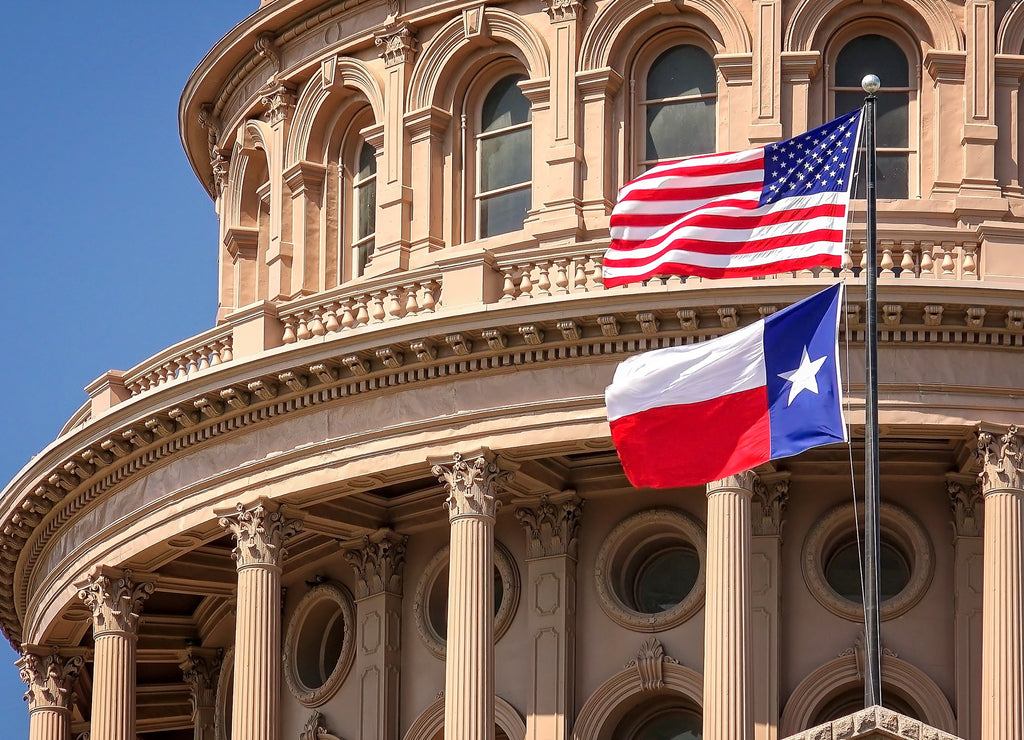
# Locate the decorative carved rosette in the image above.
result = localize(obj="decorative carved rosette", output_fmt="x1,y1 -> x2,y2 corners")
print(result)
180,648 -> 221,713
432,451 -> 513,520
514,494 -> 583,558
16,649 -> 84,711
341,528 -> 408,599
374,25 -> 418,67
947,477 -> 983,537
219,501 -> 303,569
624,638 -> 679,692
76,569 -> 155,636
752,475 -> 790,536
978,425 -> 1024,493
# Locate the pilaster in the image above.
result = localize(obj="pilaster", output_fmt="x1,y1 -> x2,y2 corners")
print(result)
282,160 -> 327,297
514,493 -> 582,740
180,648 -> 221,740
259,81 -> 298,300
576,68 -> 622,230
341,528 -> 408,740
977,426 -> 1024,740
17,647 -> 85,740
431,451 -> 514,740
218,499 -> 303,740
750,0 -> 782,143
947,474 -> 984,740
961,0 -> 1000,198
404,106 -> 451,253
705,471 -> 755,740
76,568 -> 155,740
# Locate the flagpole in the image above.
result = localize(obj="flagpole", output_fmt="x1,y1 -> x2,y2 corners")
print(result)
861,74 -> 883,709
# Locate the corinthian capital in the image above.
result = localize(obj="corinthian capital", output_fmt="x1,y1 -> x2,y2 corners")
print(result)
260,83 -> 296,126
219,500 -> 303,568
432,451 -> 514,520
978,425 -> 1024,493
180,647 -> 221,712
375,25 -> 418,67
752,474 -> 790,536
707,470 -> 758,496
948,476 -> 983,537
341,528 -> 408,599
16,649 -> 84,711
514,493 -> 583,559
76,568 -> 154,636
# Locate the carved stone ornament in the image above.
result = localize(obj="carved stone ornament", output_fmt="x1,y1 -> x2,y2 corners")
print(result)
624,638 -> 679,691
341,528 -> 408,599
254,31 -> 281,79
544,0 -> 584,21
299,710 -> 330,740
76,569 -> 155,635
947,478 -> 983,537
218,501 -> 303,568
16,650 -> 84,711
752,476 -> 789,536
210,151 -> 230,193
260,83 -> 297,126
514,494 -> 583,559
978,425 -> 1024,492
707,470 -> 758,495
180,648 -> 221,712
375,24 -> 417,66
432,451 -> 514,520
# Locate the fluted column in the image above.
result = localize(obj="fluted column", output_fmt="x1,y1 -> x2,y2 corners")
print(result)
978,427 -> 1024,740
948,474 -> 984,740
218,499 -> 302,740
341,528 -> 408,740
17,647 -> 85,740
180,648 -> 221,740
704,471 -> 755,740
431,451 -> 513,740
514,493 -> 582,740
76,569 -> 154,740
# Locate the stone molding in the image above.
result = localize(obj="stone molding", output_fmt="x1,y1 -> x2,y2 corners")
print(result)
76,568 -> 155,636
180,647 -> 221,713
801,502 -> 933,622
708,470 -> 758,495
978,424 -> 1024,492
16,648 -> 84,711
782,706 -> 962,740
593,508 -> 707,632
213,647 -> 233,740
299,711 -> 340,740
403,695 -> 527,740
375,24 -> 418,66
340,528 -> 408,599
624,638 -> 679,691
752,474 -> 790,536
282,582 -> 356,707
514,492 -> 583,559
218,500 -> 303,569
947,475 -> 983,537
260,82 -> 296,126
432,450 -> 514,520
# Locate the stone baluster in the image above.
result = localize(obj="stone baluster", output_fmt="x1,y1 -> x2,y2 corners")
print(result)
704,472 -> 755,740
977,427 -> 1024,740
341,528 -> 408,740
76,568 -> 155,740
180,647 -> 221,740
17,647 -> 85,740
514,493 -> 582,740
431,451 -> 514,740
218,499 -> 302,740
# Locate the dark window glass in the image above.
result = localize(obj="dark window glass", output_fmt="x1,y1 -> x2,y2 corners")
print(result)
479,187 -> 532,239
480,127 -> 532,191
633,545 -> 700,614
296,599 -> 346,688
835,35 -> 909,88
478,74 -> 531,238
428,565 -> 505,639
353,141 -> 376,274
633,708 -> 703,740
825,539 -> 910,603
482,74 -> 531,131
643,45 -> 716,164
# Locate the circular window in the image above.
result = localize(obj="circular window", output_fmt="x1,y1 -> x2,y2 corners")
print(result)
414,541 -> 520,659
595,509 -> 706,632
283,582 -> 356,706
802,502 -> 933,621
615,702 -> 703,740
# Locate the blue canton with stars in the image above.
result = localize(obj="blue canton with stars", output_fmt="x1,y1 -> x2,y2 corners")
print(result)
759,109 -> 863,207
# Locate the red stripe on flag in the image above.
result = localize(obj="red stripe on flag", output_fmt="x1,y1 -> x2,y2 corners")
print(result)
608,387 -> 772,488
602,253 -> 842,286
611,203 -> 847,231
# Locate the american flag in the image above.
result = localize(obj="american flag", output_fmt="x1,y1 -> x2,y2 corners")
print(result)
603,110 -> 863,287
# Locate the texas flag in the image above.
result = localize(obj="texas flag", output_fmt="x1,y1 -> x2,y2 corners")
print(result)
605,283 -> 847,488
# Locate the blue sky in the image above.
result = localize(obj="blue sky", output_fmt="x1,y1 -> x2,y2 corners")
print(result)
0,1 -> 254,732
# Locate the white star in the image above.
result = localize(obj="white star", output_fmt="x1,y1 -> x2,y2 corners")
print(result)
777,346 -> 828,405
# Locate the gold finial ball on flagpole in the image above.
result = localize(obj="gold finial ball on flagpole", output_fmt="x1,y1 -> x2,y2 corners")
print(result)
862,74 -> 881,93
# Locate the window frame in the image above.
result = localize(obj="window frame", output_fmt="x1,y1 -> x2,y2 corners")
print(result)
331,105 -> 379,284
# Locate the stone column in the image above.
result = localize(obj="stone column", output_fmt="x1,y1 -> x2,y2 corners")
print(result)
17,648 -> 85,740
341,528 -> 408,740
76,568 -> 155,740
180,647 -> 221,740
947,475 -> 984,740
704,471 -> 755,740
977,427 -> 1024,740
431,451 -> 513,740
750,475 -> 788,740
514,493 -> 582,740
218,499 -> 302,740
259,79 -> 298,301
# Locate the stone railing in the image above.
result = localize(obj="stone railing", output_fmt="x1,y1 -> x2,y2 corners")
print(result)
122,325 -> 235,397
495,251 -> 605,301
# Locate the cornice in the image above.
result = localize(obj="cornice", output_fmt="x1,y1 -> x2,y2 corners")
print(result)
5,284 -> 1024,645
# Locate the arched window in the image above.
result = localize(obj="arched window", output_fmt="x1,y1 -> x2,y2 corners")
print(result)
640,44 -> 716,170
352,140 -> 376,276
832,34 -> 912,199
614,700 -> 703,739
477,73 -> 532,238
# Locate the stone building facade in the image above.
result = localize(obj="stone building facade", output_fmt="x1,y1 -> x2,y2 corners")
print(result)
4,0 -> 1024,738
